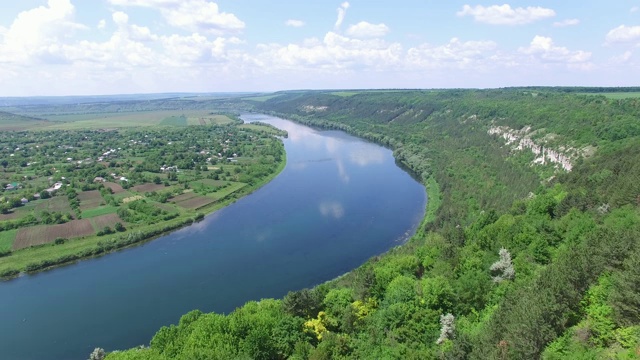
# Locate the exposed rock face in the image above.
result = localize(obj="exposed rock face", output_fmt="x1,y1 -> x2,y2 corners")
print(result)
488,126 -> 574,172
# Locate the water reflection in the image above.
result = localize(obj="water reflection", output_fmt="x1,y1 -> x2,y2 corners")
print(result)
319,201 -> 345,219
0,114 -> 426,360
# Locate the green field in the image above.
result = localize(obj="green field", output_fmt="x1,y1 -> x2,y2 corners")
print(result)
81,206 -> 118,219
239,123 -> 283,135
330,91 -> 361,97
38,110 -> 232,129
209,182 -> 247,201
160,115 -> 188,126
0,230 -> 17,252
581,92 -> 640,99
242,94 -> 280,102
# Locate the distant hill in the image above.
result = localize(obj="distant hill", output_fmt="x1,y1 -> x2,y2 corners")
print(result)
0,110 -> 49,130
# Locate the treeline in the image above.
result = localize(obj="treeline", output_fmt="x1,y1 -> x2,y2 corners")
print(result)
105,89 -> 640,359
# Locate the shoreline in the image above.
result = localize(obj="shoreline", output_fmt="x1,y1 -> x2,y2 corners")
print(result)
0,140 -> 287,281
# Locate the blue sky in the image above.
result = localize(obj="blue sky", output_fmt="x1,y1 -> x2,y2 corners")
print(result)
0,0 -> 639,96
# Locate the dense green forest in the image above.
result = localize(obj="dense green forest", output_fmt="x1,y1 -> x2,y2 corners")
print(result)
105,89 -> 640,359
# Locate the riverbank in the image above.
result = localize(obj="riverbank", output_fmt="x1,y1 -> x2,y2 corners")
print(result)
0,140 -> 287,280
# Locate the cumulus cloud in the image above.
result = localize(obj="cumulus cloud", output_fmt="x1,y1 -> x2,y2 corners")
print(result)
285,19 -> 305,27
457,4 -> 556,25
256,31 -> 402,71
606,25 -> 640,44
519,36 -> 591,63
407,38 -> 499,69
108,0 -> 245,34
335,2 -> 350,30
553,19 -> 579,27
97,19 -> 106,29
0,0 -> 86,64
346,21 -> 389,38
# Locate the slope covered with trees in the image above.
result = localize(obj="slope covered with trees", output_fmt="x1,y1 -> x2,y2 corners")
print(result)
106,89 -> 640,359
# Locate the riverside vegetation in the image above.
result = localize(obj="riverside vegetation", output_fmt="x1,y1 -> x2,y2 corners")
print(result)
4,88 -> 639,359
100,88 -> 640,359
0,113 -> 286,278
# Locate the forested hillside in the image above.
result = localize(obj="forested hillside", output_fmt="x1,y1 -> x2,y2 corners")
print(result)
106,89 -> 640,359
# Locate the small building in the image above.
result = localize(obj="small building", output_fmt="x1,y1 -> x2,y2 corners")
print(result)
21,198 -> 28,205
93,177 -> 106,183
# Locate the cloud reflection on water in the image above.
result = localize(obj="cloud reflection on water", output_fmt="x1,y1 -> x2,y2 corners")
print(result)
319,201 -> 345,219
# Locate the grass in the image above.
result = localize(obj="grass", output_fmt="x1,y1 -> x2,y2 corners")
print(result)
330,91 -> 361,97
40,110 -> 222,130
210,182 -> 247,201
82,206 -> 118,219
160,115 -> 188,126
0,230 -> 17,252
239,124 -> 283,135
242,94 -> 280,102
580,92 -> 640,99
192,179 -> 228,187
424,176 -> 442,224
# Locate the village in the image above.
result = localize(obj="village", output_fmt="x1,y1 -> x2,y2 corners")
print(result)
0,123 -> 286,270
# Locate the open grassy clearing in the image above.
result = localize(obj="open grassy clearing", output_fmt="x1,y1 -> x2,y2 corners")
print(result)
82,206 -> 118,219
330,91 -> 361,97
0,230 -> 17,252
242,94 -> 280,102
35,197 -> 73,213
0,111 -> 50,130
210,182 -> 247,201
192,179 -> 228,187
580,92 -> 640,99
239,123 -> 284,135
38,110 -> 228,129
160,115 -> 188,126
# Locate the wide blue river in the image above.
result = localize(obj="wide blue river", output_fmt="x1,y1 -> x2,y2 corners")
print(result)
0,114 -> 426,359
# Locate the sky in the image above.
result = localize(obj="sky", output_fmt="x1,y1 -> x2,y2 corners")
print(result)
0,0 -> 639,96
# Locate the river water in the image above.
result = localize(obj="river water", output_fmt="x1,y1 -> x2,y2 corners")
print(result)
0,114 -> 426,359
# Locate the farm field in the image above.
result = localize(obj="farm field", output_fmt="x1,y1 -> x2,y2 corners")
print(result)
13,220 -> 94,250
0,230 -> 17,252
23,110 -> 238,130
81,206 -> 118,219
174,196 -> 215,210
0,117 -> 286,277
78,190 -> 103,210
90,213 -> 124,230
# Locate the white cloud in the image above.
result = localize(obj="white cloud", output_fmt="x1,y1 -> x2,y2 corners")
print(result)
407,38 -> 499,69
631,6 -> 639,13
346,21 -> 389,38
108,0 -> 245,34
97,19 -> 106,30
553,19 -> 579,27
609,51 -> 633,64
335,2 -> 350,30
519,36 -> 591,63
256,31 -> 402,71
0,0 -> 87,64
457,4 -> 556,25
606,25 -> 640,44
285,19 -> 305,27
